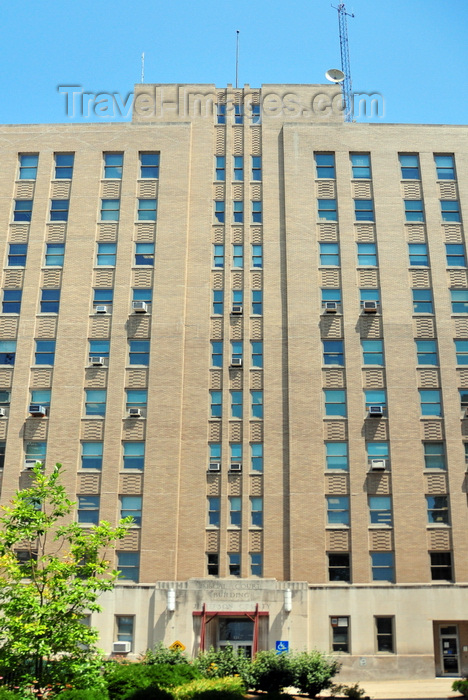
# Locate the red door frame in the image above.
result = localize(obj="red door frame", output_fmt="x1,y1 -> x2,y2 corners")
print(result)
193,603 -> 269,654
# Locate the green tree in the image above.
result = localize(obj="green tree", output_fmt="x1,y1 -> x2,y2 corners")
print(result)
0,463 -> 131,693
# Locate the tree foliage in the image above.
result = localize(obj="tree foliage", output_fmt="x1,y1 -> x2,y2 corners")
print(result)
0,463 -> 130,691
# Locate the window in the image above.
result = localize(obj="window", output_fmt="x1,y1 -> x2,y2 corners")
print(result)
116,615 -> 134,649
231,341 -> 242,363
213,290 -> 223,314
357,243 -> 377,266
361,340 -> 384,366
416,339 -> 438,365
97,243 -> 116,266
211,391 -> 222,418
234,104 -> 243,124
126,390 -> 147,413
328,553 -> 350,582
360,289 -> 380,305
315,153 -> 335,179
251,391 -> 263,418
408,244 -> 428,266
251,341 -> 263,368
30,389 -> 49,409
19,154 -> 38,180
441,201 -> 461,223
455,340 -> 468,365
324,390 -> 346,417
214,201 -> 225,223
45,243 -> 65,266
413,289 -> 433,313
25,441 -> 46,462
320,243 -> 340,266
233,245 -> 243,268
251,497 -> 263,527
8,244 -> 27,266
208,497 -> 220,527
252,290 -> 263,315
133,288 -> 152,304
404,200 -> 424,222
129,340 -> 150,365
251,444 -> 263,471
399,154 -> 420,179
252,201 -> 262,223
93,289 -> 113,309
217,104 -> 226,124
325,442 -> 348,471
137,199 -> 157,221
215,156 -> 225,181
231,391 -> 243,419
367,442 -> 389,462
40,289 -> 60,313
229,497 -> 241,527
13,200 -> 33,222
211,341 -> 223,367
209,443 -> 221,468
232,290 -> 243,307
78,496 -> 100,525
135,243 -> 154,266
0,441 -> 5,469
427,495 -> 449,524
376,617 -> 394,652
252,245 -> 263,268
424,442 -> 445,470
50,199 -> 69,222
104,153 -> 123,179
371,552 -> 394,582
327,496 -> 349,525
451,289 -> 468,313
55,154 -> 74,179
252,156 -> 262,181
140,152 -> 159,178
207,553 -> 219,576
446,244 -> 466,266
318,199 -> 337,221
123,442 -> 145,470
35,340 -> 55,365
250,553 -> 262,576
117,553 -> 139,582
233,201 -> 244,223
2,290 -> 21,314
350,153 -> 371,179
419,389 -> 441,416
435,155 -> 455,180
0,341 -> 16,365
121,496 -> 142,526
369,496 -> 392,525
430,552 -> 452,580
251,104 -> 261,124
213,245 -> 224,268
81,442 -> 103,470
323,340 -> 344,366
229,553 -> 241,576
233,156 -> 243,181
331,617 -> 349,652
230,443 -> 242,467
355,200 -> 374,222
365,389 -> 386,412
100,199 -> 120,221
85,389 -> 106,417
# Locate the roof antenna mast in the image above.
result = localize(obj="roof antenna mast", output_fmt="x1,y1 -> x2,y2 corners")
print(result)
141,53 -> 145,84
235,31 -> 240,89
332,3 -> 354,122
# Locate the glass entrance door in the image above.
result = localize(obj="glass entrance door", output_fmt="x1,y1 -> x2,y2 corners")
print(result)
439,625 -> 460,675
218,618 -> 254,659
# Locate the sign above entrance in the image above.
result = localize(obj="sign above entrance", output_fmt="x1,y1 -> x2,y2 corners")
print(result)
170,641 -> 186,651
276,640 -> 289,654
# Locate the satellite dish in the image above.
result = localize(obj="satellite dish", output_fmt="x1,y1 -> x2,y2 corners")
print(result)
325,68 -> 345,83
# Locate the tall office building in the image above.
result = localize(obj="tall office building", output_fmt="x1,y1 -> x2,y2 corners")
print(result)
0,82 -> 468,679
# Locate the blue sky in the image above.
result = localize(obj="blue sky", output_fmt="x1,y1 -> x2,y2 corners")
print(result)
2,0 -> 467,125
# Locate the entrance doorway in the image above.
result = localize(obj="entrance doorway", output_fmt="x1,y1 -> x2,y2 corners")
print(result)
218,618 -> 254,658
439,625 -> 460,675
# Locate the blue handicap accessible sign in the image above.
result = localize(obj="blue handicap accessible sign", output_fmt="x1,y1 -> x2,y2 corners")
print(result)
276,640 -> 289,654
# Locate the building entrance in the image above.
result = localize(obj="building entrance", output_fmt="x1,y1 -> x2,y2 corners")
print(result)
218,618 -> 254,658
439,625 -> 460,675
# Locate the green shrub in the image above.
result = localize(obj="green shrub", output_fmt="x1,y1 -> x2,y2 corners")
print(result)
124,688 -> 173,700
453,679 -> 468,697
250,650 -> 294,693
0,690 -> 21,700
142,643 -> 189,666
105,663 -> 200,700
195,646 -> 253,687
291,650 -> 341,698
173,676 -> 245,700
58,690 -> 110,700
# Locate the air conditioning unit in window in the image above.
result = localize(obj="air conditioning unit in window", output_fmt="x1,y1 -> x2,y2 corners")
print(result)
95,305 -> 108,314
128,408 -> 141,418
208,462 -> 221,472
230,463 -> 242,472
0,408 -> 6,418
464,407 -> 468,419
368,405 -> 384,417
24,459 -> 44,471
29,404 -> 47,417
369,458 -> 386,471
231,305 -> 243,315
132,301 -> 148,314
112,641 -> 131,654
324,302 -> 338,313
363,301 -> 378,313
231,357 -> 243,367
90,357 -> 105,367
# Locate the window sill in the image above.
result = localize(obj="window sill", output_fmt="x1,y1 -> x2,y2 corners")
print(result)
325,525 -> 349,530
368,524 -> 392,529
426,523 -> 451,528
